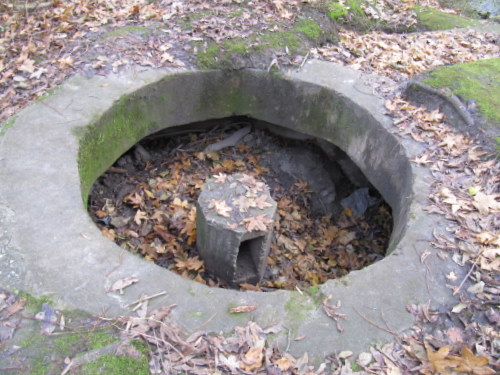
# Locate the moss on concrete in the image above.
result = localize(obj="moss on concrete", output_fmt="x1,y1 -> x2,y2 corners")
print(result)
0,116 -> 17,136
80,354 -> 150,375
10,293 -> 124,374
18,291 -> 52,313
285,291 -> 320,324
78,92 -> 158,205
88,329 -> 120,350
423,58 -> 500,124
415,6 -> 480,30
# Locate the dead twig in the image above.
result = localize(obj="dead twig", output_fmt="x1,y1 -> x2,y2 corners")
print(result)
453,252 -> 482,296
125,291 -> 167,308
353,307 -> 398,337
191,312 -> 217,331
322,297 -> 347,333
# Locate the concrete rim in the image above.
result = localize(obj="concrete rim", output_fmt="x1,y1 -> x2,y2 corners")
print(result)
0,61 -> 461,360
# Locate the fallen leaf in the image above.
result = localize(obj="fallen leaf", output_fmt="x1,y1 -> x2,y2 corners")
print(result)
455,347 -> 495,375
254,194 -> 273,209
424,343 -> 461,375
110,276 -> 139,294
339,350 -> 353,359
241,214 -> 273,231
6,299 -> 26,317
473,192 -> 500,215
229,305 -> 257,313
134,210 -> 148,225
451,302 -> 468,314
240,339 -> 264,372
208,199 -> 232,218
275,357 -> 292,371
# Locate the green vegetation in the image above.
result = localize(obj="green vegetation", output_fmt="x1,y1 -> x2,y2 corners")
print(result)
351,363 -> 362,371
88,329 -> 119,350
196,28 -> 307,69
78,91 -> 159,204
54,334 -> 82,356
294,18 -> 322,41
424,58 -> 500,124
325,0 -> 374,32
100,26 -> 151,39
437,0 -> 481,18
415,6 -> 479,31
0,116 -> 17,136
326,2 -> 348,20
18,291 -> 52,313
81,354 -> 150,375
261,30 -> 302,52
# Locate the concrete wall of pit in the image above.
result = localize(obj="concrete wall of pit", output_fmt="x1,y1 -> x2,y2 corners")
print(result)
78,69 -> 412,255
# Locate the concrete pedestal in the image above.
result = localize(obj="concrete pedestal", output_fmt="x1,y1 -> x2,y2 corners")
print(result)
196,173 -> 277,285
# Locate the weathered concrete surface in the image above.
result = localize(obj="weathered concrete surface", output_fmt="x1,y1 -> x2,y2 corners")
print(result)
196,174 -> 276,285
0,61 -> 464,362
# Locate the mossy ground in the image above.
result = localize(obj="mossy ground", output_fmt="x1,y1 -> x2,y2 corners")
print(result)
99,26 -> 151,39
0,292 -> 143,375
423,58 -> 500,125
195,11 -> 329,70
415,6 -> 480,31
80,353 -> 150,375
324,0 -> 379,32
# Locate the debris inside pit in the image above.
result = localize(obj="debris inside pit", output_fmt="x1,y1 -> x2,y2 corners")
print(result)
88,118 -> 393,291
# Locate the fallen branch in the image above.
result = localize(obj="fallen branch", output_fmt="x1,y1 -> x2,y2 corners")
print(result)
203,126 -> 251,152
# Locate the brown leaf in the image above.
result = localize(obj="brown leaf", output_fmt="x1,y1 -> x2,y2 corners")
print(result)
240,339 -> 264,372
473,192 -> 500,215
241,214 -> 273,232
208,199 -> 232,218
229,305 -> 257,313
455,347 -> 495,375
110,276 -> 139,294
275,356 -> 292,371
254,194 -> 273,209
424,343 -> 461,375
6,299 -> 26,317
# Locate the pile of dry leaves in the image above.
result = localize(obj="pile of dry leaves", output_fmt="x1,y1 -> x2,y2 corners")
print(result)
89,127 -> 391,291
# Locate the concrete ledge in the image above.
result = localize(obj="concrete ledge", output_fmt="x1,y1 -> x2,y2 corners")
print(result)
0,61 -> 462,361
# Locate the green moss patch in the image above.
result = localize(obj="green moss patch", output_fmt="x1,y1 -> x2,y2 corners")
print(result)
415,6 -> 480,30
8,293 -> 125,375
325,0 -> 376,32
0,116 -> 17,136
100,26 -> 151,39
326,2 -> 348,20
423,58 -> 500,124
78,93 -> 158,205
80,354 -> 150,375
294,18 -> 322,41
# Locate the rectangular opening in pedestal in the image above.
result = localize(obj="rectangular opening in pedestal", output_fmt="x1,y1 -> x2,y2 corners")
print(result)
236,237 -> 264,284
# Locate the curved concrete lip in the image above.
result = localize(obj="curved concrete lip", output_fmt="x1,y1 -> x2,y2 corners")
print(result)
0,61 -> 461,360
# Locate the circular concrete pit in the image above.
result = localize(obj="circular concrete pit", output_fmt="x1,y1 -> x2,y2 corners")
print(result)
0,61 -> 462,361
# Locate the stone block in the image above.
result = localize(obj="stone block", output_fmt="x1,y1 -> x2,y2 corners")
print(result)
196,173 -> 277,285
